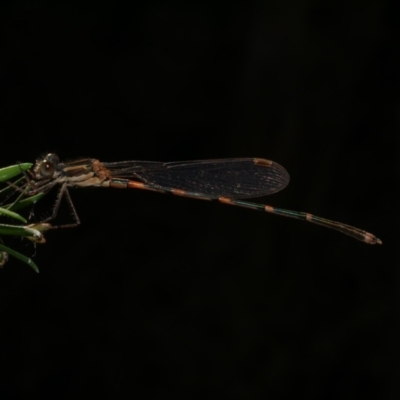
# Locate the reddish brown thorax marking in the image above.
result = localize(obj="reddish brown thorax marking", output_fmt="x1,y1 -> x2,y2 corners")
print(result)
264,205 -> 274,212
92,160 -> 108,181
92,160 -> 101,172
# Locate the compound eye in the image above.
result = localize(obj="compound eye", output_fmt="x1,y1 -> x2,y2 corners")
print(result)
39,160 -> 55,178
46,153 -> 59,166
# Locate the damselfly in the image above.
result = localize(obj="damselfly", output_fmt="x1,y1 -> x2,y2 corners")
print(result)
19,153 -> 381,244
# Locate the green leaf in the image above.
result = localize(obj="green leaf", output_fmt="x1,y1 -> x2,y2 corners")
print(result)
0,223 -> 43,239
0,243 -> 39,273
0,163 -> 32,181
0,207 -> 27,223
6,192 -> 46,212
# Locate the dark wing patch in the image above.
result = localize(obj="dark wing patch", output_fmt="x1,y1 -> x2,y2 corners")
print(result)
104,158 -> 289,199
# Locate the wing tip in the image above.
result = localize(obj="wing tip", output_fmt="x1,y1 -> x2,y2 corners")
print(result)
253,158 -> 290,183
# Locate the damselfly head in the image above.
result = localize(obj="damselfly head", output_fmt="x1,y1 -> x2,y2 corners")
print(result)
32,153 -> 61,180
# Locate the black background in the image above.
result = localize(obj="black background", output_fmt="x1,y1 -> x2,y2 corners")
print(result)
0,1 -> 398,398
